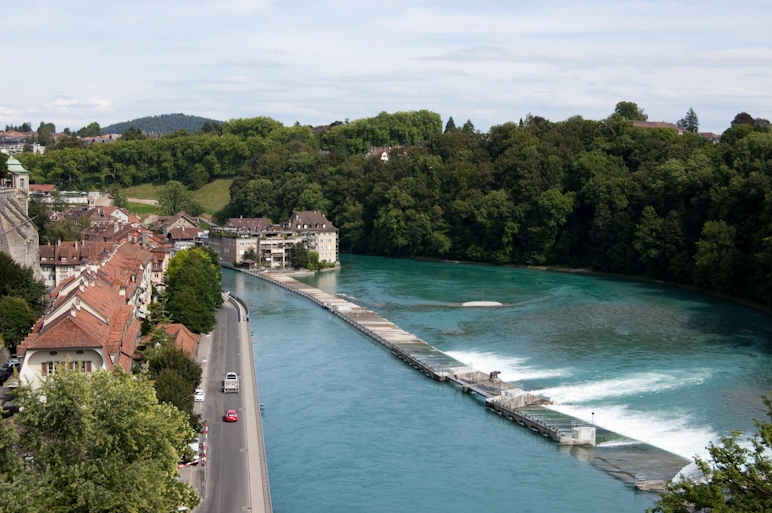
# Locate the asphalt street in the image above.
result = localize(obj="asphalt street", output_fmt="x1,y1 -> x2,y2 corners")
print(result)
190,301 -> 251,513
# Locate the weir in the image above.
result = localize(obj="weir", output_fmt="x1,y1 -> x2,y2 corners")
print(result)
240,269 -> 597,447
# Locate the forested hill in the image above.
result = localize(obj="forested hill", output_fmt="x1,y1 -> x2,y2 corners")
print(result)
17,108 -> 772,310
101,113 -> 222,135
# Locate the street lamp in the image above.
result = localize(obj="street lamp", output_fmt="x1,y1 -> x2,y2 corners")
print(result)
591,412 -> 595,425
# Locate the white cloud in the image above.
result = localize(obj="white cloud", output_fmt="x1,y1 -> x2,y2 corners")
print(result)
0,1 -> 770,133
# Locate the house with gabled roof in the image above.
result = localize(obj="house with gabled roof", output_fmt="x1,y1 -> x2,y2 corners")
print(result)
151,211 -> 199,235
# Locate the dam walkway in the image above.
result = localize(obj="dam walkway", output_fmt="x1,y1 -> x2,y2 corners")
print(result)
239,269 -> 596,447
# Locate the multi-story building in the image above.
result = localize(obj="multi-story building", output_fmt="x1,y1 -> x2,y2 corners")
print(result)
18,242 -> 153,389
207,211 -> 339,269
39,240 -> 116,290
282,211 -> 339,265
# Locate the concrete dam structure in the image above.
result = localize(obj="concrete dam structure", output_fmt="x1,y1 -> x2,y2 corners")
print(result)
242,269 -> 597,447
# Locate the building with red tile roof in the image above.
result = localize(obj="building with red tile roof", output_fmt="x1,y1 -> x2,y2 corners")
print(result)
162,323 -> 200,357
167,226 -> 201,242
151,211 -> 199,235
62,205 -> 140,226
29,184 -> 56,194
225,216 -> 271,233
39,240 -> 116,289
18,242 -> 153,388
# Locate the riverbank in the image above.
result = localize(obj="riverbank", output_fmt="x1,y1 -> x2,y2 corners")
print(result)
406,253 -> 772,317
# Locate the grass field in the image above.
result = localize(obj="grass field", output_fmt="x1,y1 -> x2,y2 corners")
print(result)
123,178 -> 233,217
125,201 -> 160,215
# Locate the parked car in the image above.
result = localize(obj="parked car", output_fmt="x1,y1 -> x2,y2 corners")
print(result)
0,362 -> 20,382
180,437 -> 200,465
194,389 -> 205,402
224,409 -> 238,422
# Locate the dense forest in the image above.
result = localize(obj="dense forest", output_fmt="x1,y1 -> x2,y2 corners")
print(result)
101,113 -> 222,135
14,106 -> 772,308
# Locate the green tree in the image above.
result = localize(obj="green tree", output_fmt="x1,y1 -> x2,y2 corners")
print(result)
650,393 -> 772,513
120,126 -> 147,141
145,332 -> 203,430
5,369 -> 200,512
0,253 -> 46,315
0,296 -> 35,350
633,205 -> 664,275
614,101 -> 648,121
36,121 -> 55,147
444,117 -> 457,133
53,134 -> 86,150
693,220 -> 742,293
157,180 -> 203,216
291,242 -> 310,269
165,247 -> 222,333
677,107 -> 699,133
107,183 -> 127,208
230,178 -> 276,219
76,121 -> 101,137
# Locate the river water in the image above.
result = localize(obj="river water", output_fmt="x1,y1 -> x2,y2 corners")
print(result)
222,254 -> 772,513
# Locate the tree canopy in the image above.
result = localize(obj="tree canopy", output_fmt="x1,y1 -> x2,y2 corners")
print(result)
157,180 -> 203,216
102,113 -> 223,135
614,101 -> 648,120
0,253 -> 45,315
14,107 -> 772,309
1,368 -> 200,513
165,247 -> 223,333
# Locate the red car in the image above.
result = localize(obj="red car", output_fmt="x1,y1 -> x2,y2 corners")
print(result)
224,409 -> 238,422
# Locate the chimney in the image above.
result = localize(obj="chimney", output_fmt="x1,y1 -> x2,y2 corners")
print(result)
142,232 -> 148,247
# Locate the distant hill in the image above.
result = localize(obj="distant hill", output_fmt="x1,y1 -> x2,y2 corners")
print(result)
101,113 -> 223,135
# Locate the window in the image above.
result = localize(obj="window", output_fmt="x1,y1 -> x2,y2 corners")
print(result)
69,361 -> 92,372
42,360 -> 92,375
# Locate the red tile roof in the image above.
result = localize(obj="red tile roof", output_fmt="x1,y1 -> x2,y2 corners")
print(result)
283,211 -> 338,232
632,120 -> 681,131
227,217 -> 271,231
163,323 -> 200,357
30,184 -> 56,193
167,226 -> 200,240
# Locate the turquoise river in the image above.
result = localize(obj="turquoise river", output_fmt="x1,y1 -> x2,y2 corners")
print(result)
222,254 -> 772,513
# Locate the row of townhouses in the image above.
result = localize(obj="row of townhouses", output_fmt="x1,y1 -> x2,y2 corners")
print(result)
18,236 -> 201,389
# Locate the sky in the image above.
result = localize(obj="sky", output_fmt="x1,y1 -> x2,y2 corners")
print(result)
2,0 -> 771,135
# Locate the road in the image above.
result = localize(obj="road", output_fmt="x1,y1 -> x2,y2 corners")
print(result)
186,301 -> 251,513
126,197 -> 159,206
